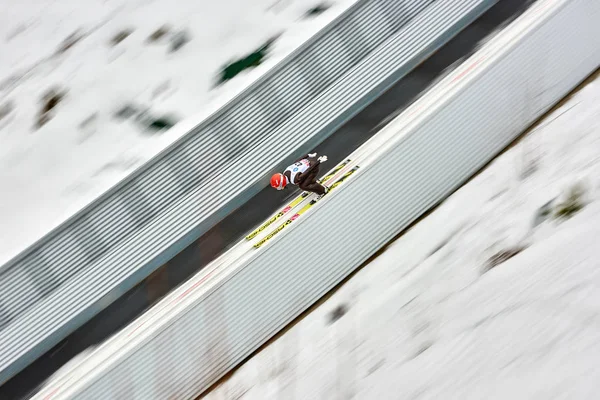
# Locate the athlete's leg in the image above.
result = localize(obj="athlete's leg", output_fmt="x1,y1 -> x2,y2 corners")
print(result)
299,166 -> 326,195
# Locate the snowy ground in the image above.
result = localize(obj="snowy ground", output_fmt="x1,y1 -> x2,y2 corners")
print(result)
204,72 -> 600,400
0,0 -> 355,265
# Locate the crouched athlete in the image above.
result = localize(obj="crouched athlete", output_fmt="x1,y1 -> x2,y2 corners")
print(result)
270,153 -> 329,196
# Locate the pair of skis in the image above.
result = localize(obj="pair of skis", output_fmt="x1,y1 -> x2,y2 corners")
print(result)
250,162 -> 359,249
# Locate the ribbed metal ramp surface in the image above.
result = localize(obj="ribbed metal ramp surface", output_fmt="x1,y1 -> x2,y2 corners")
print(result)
0,0 -> 495,385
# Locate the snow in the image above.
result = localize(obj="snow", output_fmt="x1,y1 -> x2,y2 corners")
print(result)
0,0 -> 357,265
203,74 -> 600,400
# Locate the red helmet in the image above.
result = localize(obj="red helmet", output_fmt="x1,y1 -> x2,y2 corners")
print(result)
270,173 -> 287,190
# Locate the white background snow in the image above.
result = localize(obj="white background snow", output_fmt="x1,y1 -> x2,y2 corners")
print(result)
0,0 -> 356,265
204,73 -> 600,400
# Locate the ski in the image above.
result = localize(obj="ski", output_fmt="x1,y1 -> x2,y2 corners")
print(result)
245,158 -> 351,240
253,165 -> 359,249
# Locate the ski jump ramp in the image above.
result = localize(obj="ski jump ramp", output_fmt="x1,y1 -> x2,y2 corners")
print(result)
31,0 -> 600,398
0,0 -> 496,384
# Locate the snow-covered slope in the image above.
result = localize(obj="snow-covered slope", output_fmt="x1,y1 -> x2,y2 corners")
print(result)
0,0 -> 355,265
204,73 -> 600,400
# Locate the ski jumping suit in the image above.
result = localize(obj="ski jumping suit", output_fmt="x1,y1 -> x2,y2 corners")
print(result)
283,154 -> 326,195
